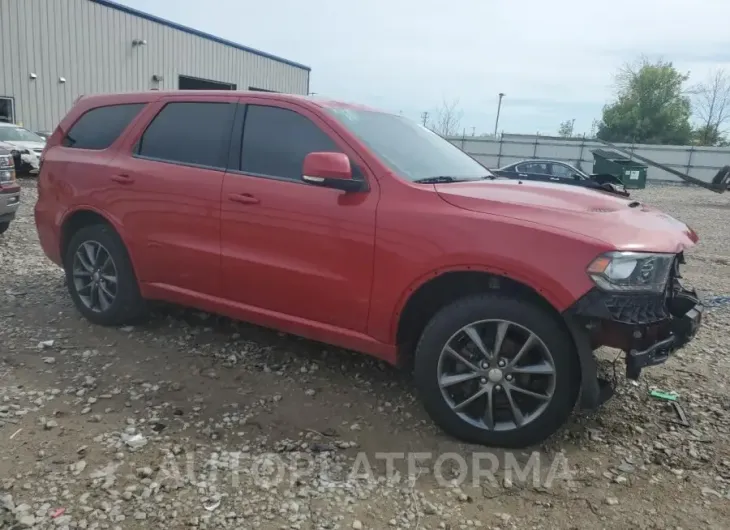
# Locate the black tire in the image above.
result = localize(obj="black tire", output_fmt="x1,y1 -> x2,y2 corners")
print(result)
414,294 -> 579,448
63,223 -> 147,326
0,222 -> 9,235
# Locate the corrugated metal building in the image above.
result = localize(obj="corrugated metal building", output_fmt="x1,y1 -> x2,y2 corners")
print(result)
0,0 -> 311,131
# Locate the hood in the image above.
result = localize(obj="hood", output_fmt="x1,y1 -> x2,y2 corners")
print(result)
435,180 -> 698,254
1,140 -> 45,151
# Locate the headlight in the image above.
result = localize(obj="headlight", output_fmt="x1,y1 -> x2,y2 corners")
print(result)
587,251 -> 674,293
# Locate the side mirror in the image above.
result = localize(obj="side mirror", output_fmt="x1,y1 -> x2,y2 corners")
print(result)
302,152 -> 364,192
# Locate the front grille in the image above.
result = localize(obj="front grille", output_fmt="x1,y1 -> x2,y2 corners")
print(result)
572,290 -> 669,324
602,293 -> 669,323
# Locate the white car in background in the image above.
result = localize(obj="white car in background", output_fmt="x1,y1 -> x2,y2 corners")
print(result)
0,122 -> 46,175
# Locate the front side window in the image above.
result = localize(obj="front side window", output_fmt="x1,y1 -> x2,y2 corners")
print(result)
549,163 -> 575,178
518,162 -> 549,174
325,107 -> 490,182
137,102 -> 236,169
63,104 -> 144,150
240,105 -> 341,180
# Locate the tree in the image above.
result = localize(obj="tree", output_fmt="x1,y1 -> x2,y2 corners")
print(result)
690,69 -> 730,146
597,58 -> 692,145
427,98 -> 463,137
558,119 -> 575,137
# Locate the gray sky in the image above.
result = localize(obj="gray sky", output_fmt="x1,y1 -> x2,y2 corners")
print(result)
118,0 -> 730,136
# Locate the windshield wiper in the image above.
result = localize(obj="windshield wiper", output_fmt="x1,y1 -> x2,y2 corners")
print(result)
413,176 -> 460,184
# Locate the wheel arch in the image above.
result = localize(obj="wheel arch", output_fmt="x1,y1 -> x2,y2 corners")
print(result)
59,207 -> 135,270
393,267 -> 575,368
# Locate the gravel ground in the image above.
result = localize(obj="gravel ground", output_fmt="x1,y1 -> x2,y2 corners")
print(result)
1,181 -> 729,530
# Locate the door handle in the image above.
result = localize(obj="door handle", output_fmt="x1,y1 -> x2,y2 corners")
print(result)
228,193 -> 260,205
111,174 -> 134,185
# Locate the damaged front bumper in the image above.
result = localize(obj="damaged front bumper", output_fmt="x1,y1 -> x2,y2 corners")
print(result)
10,150 -> 40,175
564,254 -> 704,409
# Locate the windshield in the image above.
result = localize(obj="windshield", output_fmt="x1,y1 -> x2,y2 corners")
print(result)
326,107 -> 492,182
0,126 -> 45,143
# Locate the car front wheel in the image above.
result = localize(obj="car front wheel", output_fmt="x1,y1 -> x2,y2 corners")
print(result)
414,294 -> 579,448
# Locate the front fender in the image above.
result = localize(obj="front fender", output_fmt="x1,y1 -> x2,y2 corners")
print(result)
387,260 -> 581,345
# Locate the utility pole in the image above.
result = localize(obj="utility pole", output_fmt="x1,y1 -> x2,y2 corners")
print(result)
471,126 -> 476,136
421,111 -> 429,126
493,92 -> 505,137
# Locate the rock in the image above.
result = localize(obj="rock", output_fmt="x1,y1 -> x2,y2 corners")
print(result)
122,433 -> 148,451
43,357 -> 56,364
38,340 -> 55,349
137,467 -> 153,478
605,496 -> 619,506
72,460 -> 88,475
17,514 -> 36,528
617,462 -> 635,474
44,419 -> 59,430
701,487 -> 722,498
353,521 -> 363,530
0,493 -> 14,511
134,511 -> 147,520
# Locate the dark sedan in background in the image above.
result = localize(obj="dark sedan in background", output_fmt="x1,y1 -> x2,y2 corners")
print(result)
492,159 -> 629,197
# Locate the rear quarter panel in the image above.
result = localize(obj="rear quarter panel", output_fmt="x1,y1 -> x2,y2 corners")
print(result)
35,94 -> 159,266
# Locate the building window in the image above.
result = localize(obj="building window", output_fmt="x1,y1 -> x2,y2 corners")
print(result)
178,75 -> 236,90
248,87 -> 279,93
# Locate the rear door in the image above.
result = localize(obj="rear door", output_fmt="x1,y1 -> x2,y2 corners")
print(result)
111,95 -> 238,296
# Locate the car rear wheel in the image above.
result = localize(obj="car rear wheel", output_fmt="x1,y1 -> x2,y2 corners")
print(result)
64,224 -> 146,326
414,294 -> 579,448
0,222 -> 9,235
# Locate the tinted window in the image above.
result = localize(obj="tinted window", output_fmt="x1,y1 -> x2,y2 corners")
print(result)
241,105 -> 341,180
137,102 -> 235,169
63,104 -> 144,149
518,162 -> 549,174
550,163 -> 574,178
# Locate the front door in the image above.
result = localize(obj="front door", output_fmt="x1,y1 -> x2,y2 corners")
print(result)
112,96 -> 238,297
220,100 -> 379,332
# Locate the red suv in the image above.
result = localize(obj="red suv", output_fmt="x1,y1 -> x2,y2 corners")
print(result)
35,91 -> 703,447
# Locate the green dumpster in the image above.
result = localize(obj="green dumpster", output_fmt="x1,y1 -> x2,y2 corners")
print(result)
592,149 -> 648,189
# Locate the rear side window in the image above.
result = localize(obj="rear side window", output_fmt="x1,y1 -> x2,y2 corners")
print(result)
63,103 -> 144,150
137,102 -> 235,169
240,105 -> 341,180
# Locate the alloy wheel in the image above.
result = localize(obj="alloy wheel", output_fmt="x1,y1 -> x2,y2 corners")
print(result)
72,241 -> 119,313
437,319 -> 556,432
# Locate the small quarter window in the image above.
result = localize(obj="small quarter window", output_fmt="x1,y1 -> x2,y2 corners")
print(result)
63,103 -> 145,150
